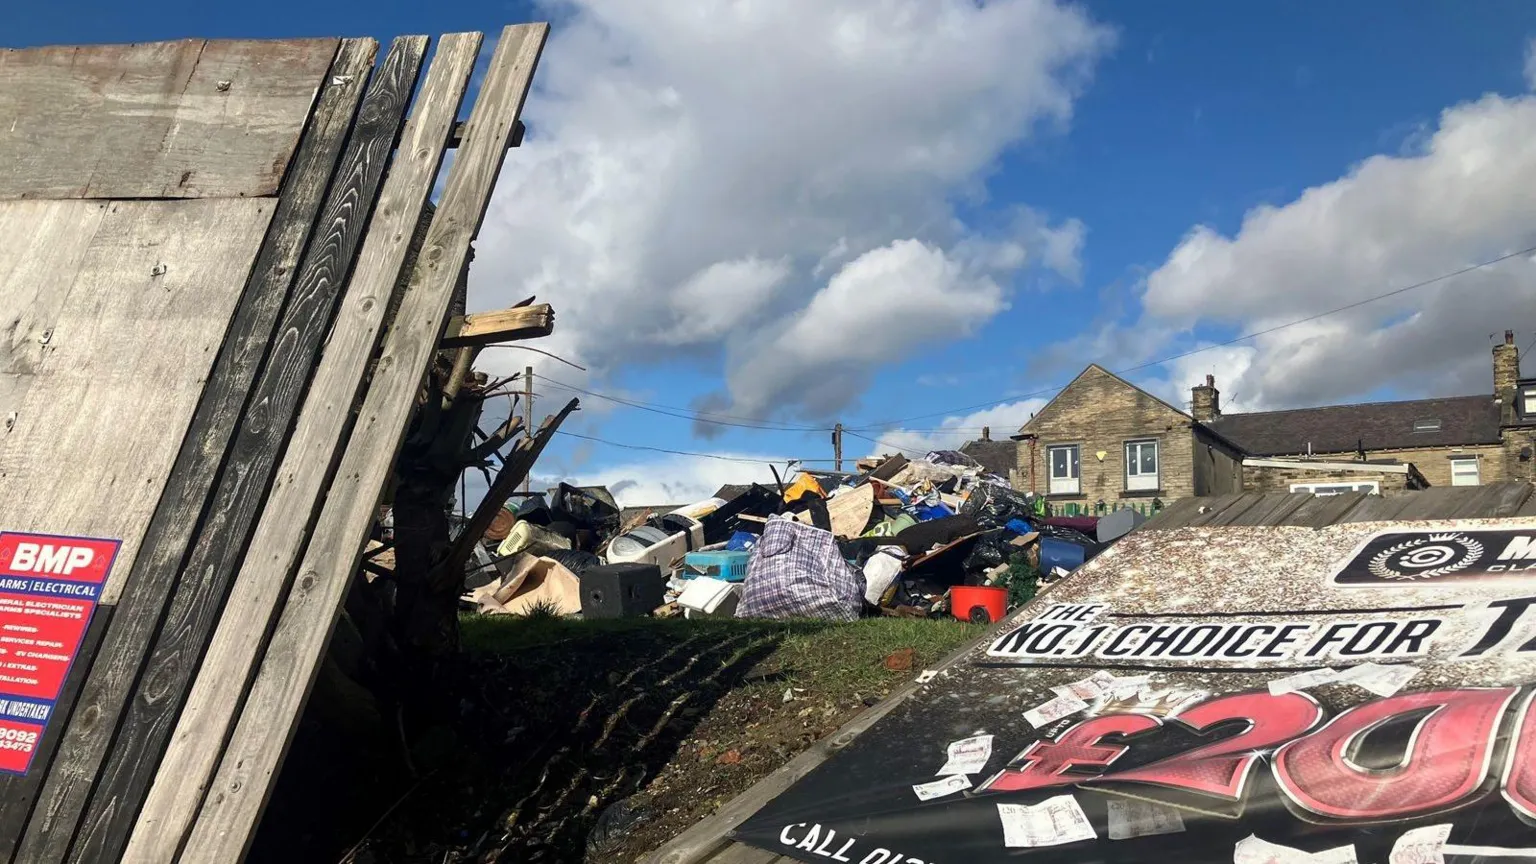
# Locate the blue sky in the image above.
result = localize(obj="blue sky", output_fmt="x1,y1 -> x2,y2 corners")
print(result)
14,1 -> 1536,504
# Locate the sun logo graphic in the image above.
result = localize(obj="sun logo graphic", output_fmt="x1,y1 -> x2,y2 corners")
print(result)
1366,532 -> 1485,581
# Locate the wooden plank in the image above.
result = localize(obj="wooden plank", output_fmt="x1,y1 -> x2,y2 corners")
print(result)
0,39 -> 338,200
0,201 -> 108,417
447,118 -> 525,149
1393,486 -> 1482,521
122,34 -> 479,864
1281,492 -> 1367,528
1448,481 -> 1533,519
3,43 -> 376,864
1338,491 -> 1417,523
0,199 -> 273,602
1182,493 -> 1257,528
1226,493 -> 1308,527
55,39 -> 423,864
0,197 -> 274,861
440,303 -> 553,347
0,42 -> 373,860
1519,486 -> 1536,517
1139,496 -> 1206,530
178,27 -> 550,861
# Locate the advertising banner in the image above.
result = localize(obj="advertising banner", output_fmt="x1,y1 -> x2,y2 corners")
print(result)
734,519 -> 1536,864
0,531 -> 119,775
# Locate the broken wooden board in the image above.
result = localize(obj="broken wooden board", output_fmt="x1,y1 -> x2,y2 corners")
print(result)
0,39 -> 338,200
441,303 -> 554,347
794,483 -> 876,539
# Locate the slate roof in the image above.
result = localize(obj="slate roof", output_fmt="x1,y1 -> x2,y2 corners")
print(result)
959,439 -> 1017,477
1202,394 -> 1502,457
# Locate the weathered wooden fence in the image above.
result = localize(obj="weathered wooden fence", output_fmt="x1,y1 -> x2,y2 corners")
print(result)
0,25 -> 549,863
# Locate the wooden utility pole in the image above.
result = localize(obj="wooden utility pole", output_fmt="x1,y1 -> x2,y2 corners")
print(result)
833,422 -> 843,472
522,365 -> 534,492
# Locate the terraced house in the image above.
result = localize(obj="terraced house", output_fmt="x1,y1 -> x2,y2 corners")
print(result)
1011,331 -> 1535,510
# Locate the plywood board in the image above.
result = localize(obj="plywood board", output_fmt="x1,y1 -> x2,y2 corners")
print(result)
0,201 -> 108,417
0,39 -> 337,200
0,198 -> 274,604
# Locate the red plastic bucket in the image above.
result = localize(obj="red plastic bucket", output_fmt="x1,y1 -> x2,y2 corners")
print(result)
951,585 -> 1007,624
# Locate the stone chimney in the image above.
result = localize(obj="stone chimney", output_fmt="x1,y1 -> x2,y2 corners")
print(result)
1495,329 -> 1521,425
981,426 -> 991,441
1191,374 -> 1221,423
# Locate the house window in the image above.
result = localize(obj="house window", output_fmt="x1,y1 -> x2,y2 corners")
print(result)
1047,445 -> 1080,495
1450,457 -> 1481,486
1125,439 -> 1159,491
1290,481 -> 1380,497
1523,387 -> 1536,417
1413,418 -> 1441,433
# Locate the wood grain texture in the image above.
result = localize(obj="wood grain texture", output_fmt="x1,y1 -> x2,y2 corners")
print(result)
0,39 -> 337,200
55,39 -> 421,864
1393,486 -> 1481,521
181,26 -> 546,860
1448,481 -> 1533,518
127,33 -> 481,864
441,303 -> 554,347
0,201 -> 108,419
1337,491 -> 1416,523
0,197 -> 273,863
1138,496 -> 1207,530
0,40 -> 374,863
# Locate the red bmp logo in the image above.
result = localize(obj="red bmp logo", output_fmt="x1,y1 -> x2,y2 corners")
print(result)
0,533 -> 118,585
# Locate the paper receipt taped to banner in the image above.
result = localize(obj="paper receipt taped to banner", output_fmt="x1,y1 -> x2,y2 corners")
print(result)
936,734 -> 993,776
1389,825 -> 1452,864
997,795 -> 1097,848
1335,663 -> 1419,697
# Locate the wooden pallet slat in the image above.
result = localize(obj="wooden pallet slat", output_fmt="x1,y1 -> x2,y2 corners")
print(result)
1280,492 -> 1367,528
122,32 -> 482,864
178,24 -> 547,861
0,39 -> 339,200
58,38 -> 424,864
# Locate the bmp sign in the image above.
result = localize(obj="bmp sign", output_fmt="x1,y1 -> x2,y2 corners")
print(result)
0,533 -> 117,585
1329,529 -> 1536,586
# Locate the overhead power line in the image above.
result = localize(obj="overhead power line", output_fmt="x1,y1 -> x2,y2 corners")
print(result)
850,243 -> 1536,430
539,374 -> 832,433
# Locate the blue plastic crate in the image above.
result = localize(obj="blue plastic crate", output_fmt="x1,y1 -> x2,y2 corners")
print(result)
682,550 -> 750,582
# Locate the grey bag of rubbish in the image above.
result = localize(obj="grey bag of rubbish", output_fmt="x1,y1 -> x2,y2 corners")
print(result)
737,516 -> 862,622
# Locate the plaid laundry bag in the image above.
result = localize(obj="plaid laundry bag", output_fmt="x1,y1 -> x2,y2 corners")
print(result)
736,515 -> 863,622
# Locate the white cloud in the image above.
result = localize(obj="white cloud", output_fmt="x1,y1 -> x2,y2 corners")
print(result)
724,239 -> 1009,419
1131,90 -> 1536,411
1525,36 -> 1536,91
859,397 -> 1049,458
470,0 -> 1113,418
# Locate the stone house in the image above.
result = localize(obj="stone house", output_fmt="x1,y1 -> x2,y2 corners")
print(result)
1010,331 -> 1535,508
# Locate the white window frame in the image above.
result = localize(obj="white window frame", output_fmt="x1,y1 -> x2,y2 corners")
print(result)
1125,439 -> 1159,492
1450,457 -> 1481,487
1523,387 -> 1536,416
1289,481 -> 1381,497
1047,444 -> 1080,495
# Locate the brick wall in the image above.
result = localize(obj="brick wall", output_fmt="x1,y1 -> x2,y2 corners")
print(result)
1017,366 -> 1194,507
1291,444 -> 1506,487
1242,465 -> 1417,494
